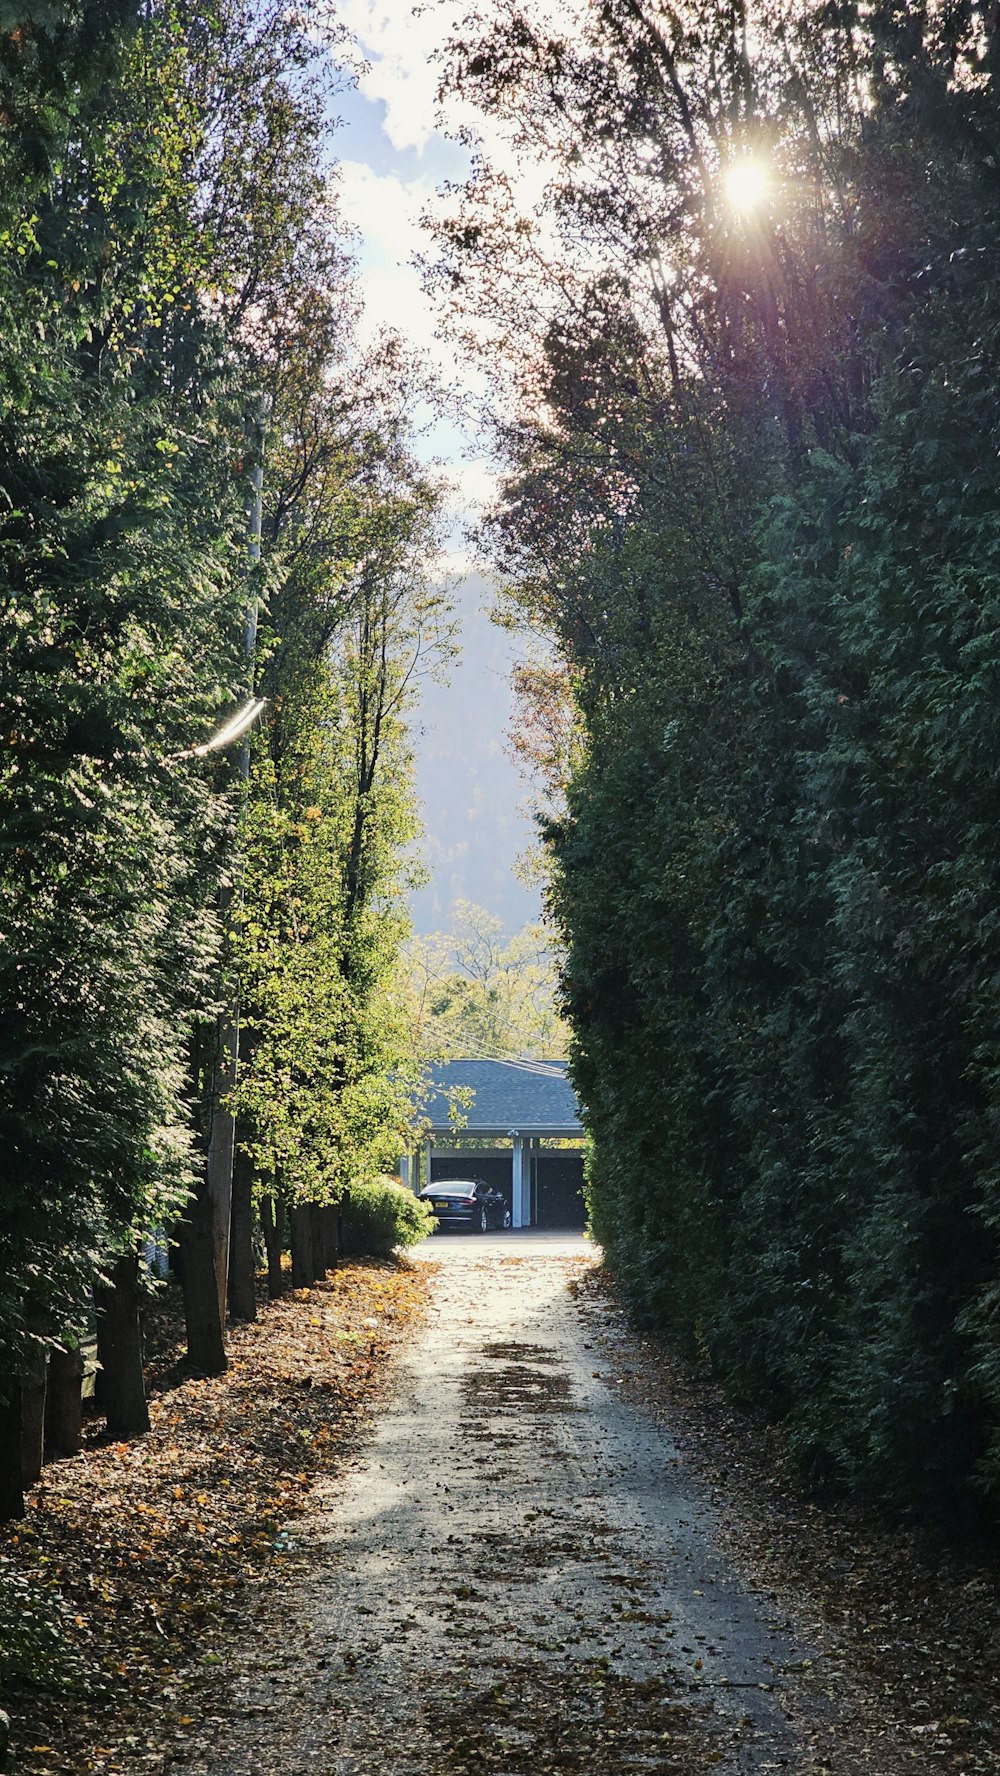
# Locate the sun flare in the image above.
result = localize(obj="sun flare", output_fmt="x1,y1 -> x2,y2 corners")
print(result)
723,157 -> 770,214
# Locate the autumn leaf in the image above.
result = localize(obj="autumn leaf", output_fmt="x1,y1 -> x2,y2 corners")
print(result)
2,1260 -> 429,1776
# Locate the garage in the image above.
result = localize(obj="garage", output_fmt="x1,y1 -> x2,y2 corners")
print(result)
407,1058 -> 586,1231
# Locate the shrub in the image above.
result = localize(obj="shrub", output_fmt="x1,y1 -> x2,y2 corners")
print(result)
339,1177 -> 435,1259
0,1566 -> 90,1691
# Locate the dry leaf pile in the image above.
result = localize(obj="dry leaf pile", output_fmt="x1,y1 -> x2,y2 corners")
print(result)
0,1260 -> 430,1776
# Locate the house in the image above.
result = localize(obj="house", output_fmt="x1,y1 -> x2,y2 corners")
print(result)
405,1057 -> 586,1229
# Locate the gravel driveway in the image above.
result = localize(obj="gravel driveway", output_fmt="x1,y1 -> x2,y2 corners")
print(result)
176,1235 -> 832,1775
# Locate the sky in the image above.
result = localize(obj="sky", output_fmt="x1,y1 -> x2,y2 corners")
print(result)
326,1 -> 545,937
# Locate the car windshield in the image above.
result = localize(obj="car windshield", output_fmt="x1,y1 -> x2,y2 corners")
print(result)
428,1184 -> 477,1197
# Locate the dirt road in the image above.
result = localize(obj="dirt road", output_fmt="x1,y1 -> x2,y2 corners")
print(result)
165,1234 -> 848,1775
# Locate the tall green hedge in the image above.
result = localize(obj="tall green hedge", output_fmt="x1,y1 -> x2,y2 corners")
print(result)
437,0 -> 1000,1515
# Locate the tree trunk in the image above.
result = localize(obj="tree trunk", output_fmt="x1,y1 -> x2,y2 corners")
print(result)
310,1202 -> 327,1280
45,1344 -> 84,1460
20,1346 -> 47,1485
0,1389 -> 25,1522
205,998 -> 239,1332
176,1182 -> 227,1374
95,1250 -> 151,1437
261,1192 -> 285,1300
319,1204 -> 340,1272
289,1202 -> 315,1289
228,1135 -> 258,1322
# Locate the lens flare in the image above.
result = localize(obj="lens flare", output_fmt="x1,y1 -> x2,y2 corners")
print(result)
723,157 -> 770,214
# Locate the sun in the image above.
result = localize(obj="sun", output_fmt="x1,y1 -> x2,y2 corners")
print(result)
723,157 -> 770,215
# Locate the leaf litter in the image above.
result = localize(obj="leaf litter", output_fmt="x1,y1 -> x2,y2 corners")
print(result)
0,1259 -> 430,1776
573,1267 -> 1000,1776
11,1249 -> 1000,1776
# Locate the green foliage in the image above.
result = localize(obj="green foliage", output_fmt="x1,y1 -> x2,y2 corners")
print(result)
440,0 -> 1000,1517
0,0 -> 249,1377
0,0 -> 438,1399
409,901 -> 569,1061
233,687 -> 421,1202
0,1564 -> 91,1691
232,381 -> 445,1207
339,1177 -> 435,1259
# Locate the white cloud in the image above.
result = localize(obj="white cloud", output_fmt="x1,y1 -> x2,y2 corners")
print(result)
331,5 -> 581,526
336,0 -> 591,156
443,454 -> 499,519
337,160 -> 446,362
335,161 -> 493,465
334,0 -> 462,154
336,160 -> 436,257
427,542 -> 480,582
332,3 -> 583,372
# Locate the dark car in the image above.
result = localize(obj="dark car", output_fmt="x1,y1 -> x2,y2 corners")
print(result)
419,1178 -> 512,1233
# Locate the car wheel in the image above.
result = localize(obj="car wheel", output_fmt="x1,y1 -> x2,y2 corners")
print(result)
502,1209 -> 512,1230
478,1207 -> 488,1233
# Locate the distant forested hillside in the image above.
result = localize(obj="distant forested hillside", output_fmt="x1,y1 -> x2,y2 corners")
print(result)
410,572 -> 541,935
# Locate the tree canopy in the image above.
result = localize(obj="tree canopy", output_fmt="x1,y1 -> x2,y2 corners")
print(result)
433,0 -> 1000,1515
409,900 -> 569,1062
0,0 -> 442,1481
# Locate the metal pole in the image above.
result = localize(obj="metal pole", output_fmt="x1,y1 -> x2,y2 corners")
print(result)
206,395 -> 267,1332
241,393 -> 265,768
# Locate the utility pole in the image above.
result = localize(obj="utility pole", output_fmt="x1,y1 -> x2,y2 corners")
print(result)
205,395 -> 266,1334
242,393 -> 265,755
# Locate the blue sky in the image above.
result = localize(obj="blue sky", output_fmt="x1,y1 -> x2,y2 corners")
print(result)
332,70 -> 468,183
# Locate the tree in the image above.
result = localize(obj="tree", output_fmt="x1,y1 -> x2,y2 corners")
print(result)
0,0 -> 434,1476
410,901 -> 569,1061
228,358 -> 448,1297
0,0 -> 247,1479
432,0 -> 1000,1514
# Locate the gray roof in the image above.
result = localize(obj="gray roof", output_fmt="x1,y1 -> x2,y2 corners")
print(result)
421,1058 -> 583,1138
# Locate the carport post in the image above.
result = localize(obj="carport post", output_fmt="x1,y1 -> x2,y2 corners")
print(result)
511,1134 -> 527,1229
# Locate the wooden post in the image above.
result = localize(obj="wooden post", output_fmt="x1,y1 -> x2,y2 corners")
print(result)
289,1204 -> 316,1289
261,1192 -> 285,1299
228,1137 -> 258,1322
20,1347 -> 47,1486
176,1186 -> 228,1374
0,1389 -> 24,1522
204,397 -> 267,1337
45,1345 -> 84,1459
95,1249 -> 151,1437
319,1205 -> 340,1271
310,1203 -> 327,1280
